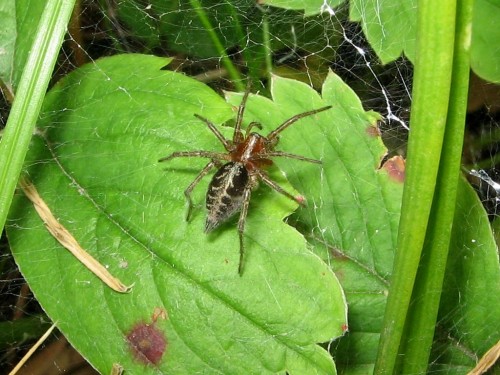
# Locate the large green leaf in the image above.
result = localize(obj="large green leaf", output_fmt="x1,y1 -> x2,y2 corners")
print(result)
7,54 -> 346,374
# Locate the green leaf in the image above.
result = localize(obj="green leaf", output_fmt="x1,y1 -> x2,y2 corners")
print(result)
349,0 -> 417,64
471,0 -> 500,83
433,178 -> 500,369
7,54 -> 346,374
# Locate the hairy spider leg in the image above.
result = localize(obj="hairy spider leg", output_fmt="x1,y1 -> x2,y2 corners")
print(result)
233,89 -> 251,144
193,114 -> 232,151
159,150 -> 229,163
253,151 -> 322,164
267,105 -> 333,142
182,161 -> 218,221
255,169 -> 306,206
245,121 -> 263,135
237,183 -> 254,275
159,151 -> 229,220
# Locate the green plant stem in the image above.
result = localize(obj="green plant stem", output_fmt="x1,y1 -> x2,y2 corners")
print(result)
374,0 -> 457,373
189,0 -> 244,90
261,11 -> 273,83
401,0 -> 473,372
0,0 -> 76,233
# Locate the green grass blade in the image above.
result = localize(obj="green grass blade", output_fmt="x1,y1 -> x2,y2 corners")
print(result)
401,0 -> 474,372
374,0 -> 457,373
0,0 -> 75,231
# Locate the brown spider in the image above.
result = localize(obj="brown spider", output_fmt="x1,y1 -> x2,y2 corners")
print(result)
159,90 -> 331,274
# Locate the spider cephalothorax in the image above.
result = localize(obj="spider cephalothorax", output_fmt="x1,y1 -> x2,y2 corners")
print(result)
160,89 -> 331,274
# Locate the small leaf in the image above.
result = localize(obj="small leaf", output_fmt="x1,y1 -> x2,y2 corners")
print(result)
350,0 -> 417,64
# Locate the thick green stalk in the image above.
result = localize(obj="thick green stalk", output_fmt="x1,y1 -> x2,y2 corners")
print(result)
401,0 -> 473,372
0,0 -> 76,232
374,0 -> 457,373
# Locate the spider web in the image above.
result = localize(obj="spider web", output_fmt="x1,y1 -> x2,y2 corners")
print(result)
1,0 -> 500,374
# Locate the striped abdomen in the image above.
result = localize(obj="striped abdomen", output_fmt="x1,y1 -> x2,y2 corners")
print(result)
205,162 -> 249,232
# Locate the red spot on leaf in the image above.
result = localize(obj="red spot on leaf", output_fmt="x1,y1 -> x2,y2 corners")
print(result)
382,156 -> 405,183
296,195 -> 306,205
127,322 -> 167,365
366,124 -> 381,137
341,323 -> 349,333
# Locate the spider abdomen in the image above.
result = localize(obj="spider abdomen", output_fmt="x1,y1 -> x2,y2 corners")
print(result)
205,162 -> 250,233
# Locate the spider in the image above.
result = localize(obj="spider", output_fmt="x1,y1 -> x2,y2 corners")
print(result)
159,89 -> 331,274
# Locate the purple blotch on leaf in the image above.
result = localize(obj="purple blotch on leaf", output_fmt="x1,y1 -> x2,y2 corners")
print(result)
127,322 -> 167,365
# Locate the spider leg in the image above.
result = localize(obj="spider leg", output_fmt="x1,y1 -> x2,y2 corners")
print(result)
193,114 -> 233,151
255,169 -> 306,206
267,105 -> 332,142
237,185 -> 253,275
183,160 -> 218,221
255,151 -> 322,164
233,88 -> 251,144
245,121 -> 263,136
159,151 -> 230,162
